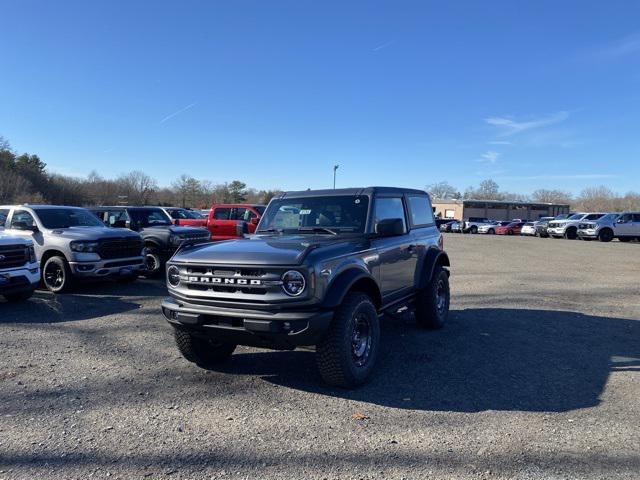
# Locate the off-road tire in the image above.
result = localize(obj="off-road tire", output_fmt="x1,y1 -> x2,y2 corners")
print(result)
174,328 -> 236,368
598,229 -> 614,242
415,266 -> 450,329
316,293 -> 380,389
143,248 -> 163,277
42,256 -> 74,293
4,290 -> 34,302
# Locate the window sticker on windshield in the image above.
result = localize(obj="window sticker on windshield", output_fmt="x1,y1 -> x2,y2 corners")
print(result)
300,209 -> 312,215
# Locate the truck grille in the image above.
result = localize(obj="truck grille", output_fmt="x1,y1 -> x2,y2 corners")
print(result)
0,244 -> 29,269
98,238 -> 143,260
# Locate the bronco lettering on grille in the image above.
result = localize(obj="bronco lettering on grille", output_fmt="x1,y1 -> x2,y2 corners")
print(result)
187,276 -> 262,285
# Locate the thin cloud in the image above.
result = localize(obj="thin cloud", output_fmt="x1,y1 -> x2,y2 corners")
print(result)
485,111 -> 569,136
478,151 -> 500,164
495,173 -> 618,181
592,32 -> 640,60
159,102 -> 197,124
487,140 -> 512,145
372,40 -> 395,52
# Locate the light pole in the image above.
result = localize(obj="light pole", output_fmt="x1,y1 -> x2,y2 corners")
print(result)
333,164 -> 339,189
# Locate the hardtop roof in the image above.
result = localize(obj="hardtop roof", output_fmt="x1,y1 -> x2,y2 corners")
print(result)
277,186 -> 428,199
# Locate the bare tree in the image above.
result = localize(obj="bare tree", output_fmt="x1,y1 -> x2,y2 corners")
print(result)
117,171 -> 158,205
426,181 -> 460,199
531,189 -> 573,204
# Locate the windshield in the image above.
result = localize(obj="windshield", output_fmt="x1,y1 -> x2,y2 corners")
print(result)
255,206 -> 266,215
585,213 -> 605,220
128,208 -> 172,227
567,214 -> 585,220
35,208 -> 105,229
601,213 -> 619,222
259,195 -> 369,233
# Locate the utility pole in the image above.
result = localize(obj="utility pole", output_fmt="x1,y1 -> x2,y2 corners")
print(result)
333,164 -> 339,189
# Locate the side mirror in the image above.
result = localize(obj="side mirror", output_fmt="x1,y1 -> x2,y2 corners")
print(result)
375,218 -> 405,237
617,218 -> 625,224
12,221 -> 38,232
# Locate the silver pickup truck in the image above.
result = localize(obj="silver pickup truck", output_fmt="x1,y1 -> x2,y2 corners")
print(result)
0,205 -> 145,292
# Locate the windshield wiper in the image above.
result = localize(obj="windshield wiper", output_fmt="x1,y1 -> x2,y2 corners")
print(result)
298,227 -> 338,236
257,228 -> 284,234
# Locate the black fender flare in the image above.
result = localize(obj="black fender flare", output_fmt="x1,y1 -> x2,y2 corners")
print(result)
321,268 -> 381,310
418,250 -> 451,290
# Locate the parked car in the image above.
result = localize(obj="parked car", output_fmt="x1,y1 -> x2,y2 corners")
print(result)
520,222 -> 536,236
1,205 -> 145,292
450,221 -> 462,233
578,212 -> 640,242
478,221 -> 510,234
496,221 -> 525,235
462,217 -> 494,234
0,233 -> 40,302
162,207 -> 208,228
162,187 -> 450,388
91,206 -> 211,275
547,213 -> 607,239
533,217 -> 555,238
439,220 -> 459,233
207,204 -> 265,241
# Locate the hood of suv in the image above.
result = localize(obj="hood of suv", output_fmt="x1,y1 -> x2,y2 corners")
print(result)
172,235 -> 366,266
47,226 -> 141,241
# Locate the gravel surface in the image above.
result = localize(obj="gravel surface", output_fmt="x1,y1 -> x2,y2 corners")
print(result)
1,234 -> 639,480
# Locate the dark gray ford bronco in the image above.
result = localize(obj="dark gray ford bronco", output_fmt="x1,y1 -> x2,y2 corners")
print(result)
161,187 -> 451,388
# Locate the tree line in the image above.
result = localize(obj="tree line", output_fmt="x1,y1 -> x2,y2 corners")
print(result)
427,179 -> 640,213
0,137 -> 281,208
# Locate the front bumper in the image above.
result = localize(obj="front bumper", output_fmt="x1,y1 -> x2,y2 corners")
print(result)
547,227 -> 566,237
161,297 -> 333,349
0,265 -> 40,296
69,256 -> 145,278
577,229 -> 598,239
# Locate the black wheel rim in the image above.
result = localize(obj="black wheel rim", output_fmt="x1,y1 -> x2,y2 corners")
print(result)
351,313 -> 372,368
44,262 -> 64,289
436,278 -> 447,315
145,254 -> 159,272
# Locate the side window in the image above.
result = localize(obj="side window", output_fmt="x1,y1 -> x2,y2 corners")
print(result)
407,195 -> 435,227
234,208 -> 248,221
107,210 -> 128,228
373,197 -> 406,232
632,214 -> 640,222
213,208 -> 231,220
620,214 -> 633,223
0,208 -> 9,227
11,210 -> 35,227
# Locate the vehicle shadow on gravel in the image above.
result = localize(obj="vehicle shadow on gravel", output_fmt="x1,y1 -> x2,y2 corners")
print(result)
0,279 -> 166,324
224,308 -> 640,413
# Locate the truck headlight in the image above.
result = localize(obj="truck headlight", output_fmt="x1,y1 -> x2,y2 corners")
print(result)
281,270 -> 306,296
167,265 -> 181,287
28,245 -> 37,263
70,241 -> 100,253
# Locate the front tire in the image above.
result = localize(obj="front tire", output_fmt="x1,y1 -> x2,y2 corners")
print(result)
316,293 -> 380,389
174,328 -> 236,368
598,229 -> 614,242
42,256 -> 74,293
470,226 -> 478,234
415,266 -> 450,329
488,228 -> 495,235
564,228 -> 577,240
143,248 -> 163,277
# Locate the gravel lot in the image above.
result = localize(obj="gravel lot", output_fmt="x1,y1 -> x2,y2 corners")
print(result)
1,234 -> 639,480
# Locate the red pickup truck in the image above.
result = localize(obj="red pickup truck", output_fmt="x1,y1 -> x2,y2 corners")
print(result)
207,204 -> 265,241
162,207 -> 208,228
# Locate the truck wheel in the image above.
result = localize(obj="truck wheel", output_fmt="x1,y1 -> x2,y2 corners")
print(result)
4,291 -> 34,302
174,328 -> 236,368
598,229 -> 613,242
415,266 -> 450,329
42,256 -> 74,293
316,293 -> 380,389
564,228 -> 577,240
470,226 -> 478,234
487,228 -> 495,235
143,248 -> 163,277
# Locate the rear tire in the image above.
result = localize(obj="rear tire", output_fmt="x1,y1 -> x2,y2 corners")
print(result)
174,328 -> 236,368
316,293 -> 380,389
42,256 -> 74,293
415,266 -> 450,330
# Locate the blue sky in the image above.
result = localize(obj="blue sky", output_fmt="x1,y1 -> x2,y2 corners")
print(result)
1,0 -> 639,194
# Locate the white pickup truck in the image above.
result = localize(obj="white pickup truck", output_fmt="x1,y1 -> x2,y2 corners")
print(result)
0,233 -> 40,302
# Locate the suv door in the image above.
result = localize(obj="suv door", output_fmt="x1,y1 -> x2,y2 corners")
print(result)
615,213 -> 634,237
371,196 -> 415,302
209,206 -> 235,238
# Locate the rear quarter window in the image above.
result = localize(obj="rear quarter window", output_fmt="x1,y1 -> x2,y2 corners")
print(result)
407,195 -> 435,227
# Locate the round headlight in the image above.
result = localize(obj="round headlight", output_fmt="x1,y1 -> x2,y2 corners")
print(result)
167,265 -> 181,287
281,270 -> 306,297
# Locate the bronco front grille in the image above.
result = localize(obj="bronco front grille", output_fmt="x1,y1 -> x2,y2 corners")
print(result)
98,238 -> 143,260
0,244 -> 28,269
